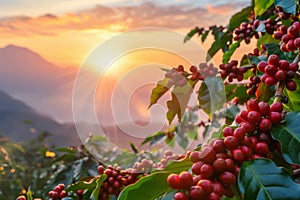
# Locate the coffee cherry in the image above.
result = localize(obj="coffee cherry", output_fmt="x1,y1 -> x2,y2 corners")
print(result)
199,146 -> 216,164
179,171 -> 193,189
200,164 -> 214,179
174,192 -> 189,200
219,171 -> 236,185
270,102 -> 283,112
269,112 -> 282,125
268,54 -> 279,66
189,186 -> 205,200
212,139 -> 226,153
286,80 -> 297,91
233,128 -> 246,140
190,151 -> 201,163
192,161 -> 204,175
197,179 -> 214,195
213,181 -> 225,196
224,136 -> 240,150
232,149 -> 245,162
209,192 -> 221,200
212,158 -> 226,173
247,111 -> 262,124
254,142 -> 269,155
258,101 -> 270,116
167,174 -> 181,189
247,99 -> 259,111
16,196 -> 26,200
259,119 -> 272,131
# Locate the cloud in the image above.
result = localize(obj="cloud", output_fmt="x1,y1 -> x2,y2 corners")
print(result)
0,2 -> 246,37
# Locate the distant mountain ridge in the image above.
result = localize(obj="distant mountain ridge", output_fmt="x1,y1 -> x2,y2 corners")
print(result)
0,44 -> 76,122
0,90 -> 82,146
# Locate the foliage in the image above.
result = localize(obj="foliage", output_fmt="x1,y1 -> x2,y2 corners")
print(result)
7,0 -> 300,199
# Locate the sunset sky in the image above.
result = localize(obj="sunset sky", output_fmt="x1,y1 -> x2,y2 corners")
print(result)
0,0 -> 248,68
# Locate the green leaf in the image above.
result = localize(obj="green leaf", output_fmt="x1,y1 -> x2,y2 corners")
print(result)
184,27 -> 199,43
149,78 -> 171,108
163,155 -> 192,173
274,0 -> 296,15
265,43 -> 285,60
255,83 -> 275,102
166,80 -> 196,124
229,6 -> 252,31
225,104 -> 241,125
254,0 -> 274,17
284,75 -> 300,111
141,131 -> 166,146
238,158 -> 300,200
222,41 -> 241,64
118,172 -> 170,200
257,34 -> 278,49
270,112 -> 300,165
91,175 -> 108,200
225,84 -> 249,104
207,33 -> 232,61
201,30 -> 209,42
198,77 -> 226,119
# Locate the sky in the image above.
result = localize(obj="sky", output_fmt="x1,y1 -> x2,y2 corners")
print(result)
0,0 -> 248,67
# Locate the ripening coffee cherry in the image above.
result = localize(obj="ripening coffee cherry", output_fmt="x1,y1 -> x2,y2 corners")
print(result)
174,192 -> 189,200
189,151 -> 201,163
192,161 -> 204,175
197,179 -> 214,195
212,158 -> 226,173
286,80 -> 297,91
268,54 -> 279,66
269,112 -> 282,125
232,149 -> 245,162
258,101 -> 270,116
189,186 -> 205,200
209,192 -> 221,200
264,76 -> 277,86
213,181 -> 225,196
279,60 -> 290,71
212,139 -> 226,153
167,174 -> 181,189
247,99 -> 259,111
179,171 -> 193,189
222,126 -> 234,137
200,164 -> 214,179
275,70 -> 286,81
259,118 -> 272,131
257,61 -> 268,72
270,102 -> 283,113
224,136 -> 240,150
233,127 -> 246,140
199,146 -> 216,164
16,196 -> 26,200
247,111 -> 262,124
219,171 -> 236,185
254,142 -> 269,155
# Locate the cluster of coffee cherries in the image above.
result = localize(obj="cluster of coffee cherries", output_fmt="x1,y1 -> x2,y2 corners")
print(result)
263,18 -> 279,35
189,63 -> 218,81
97,165 -> 142,200
277,6 -> 292,20
47,184 -> 68,199
246,75 -> 261,95
235,99 -> 283,132
273,21 -> 300,52
165,65 -> 187,87
219,60 -> 248,82
233,11 -> 260,44
153,150 -> 183,169
167,99 -> 283,200
257,54 -> 298,91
